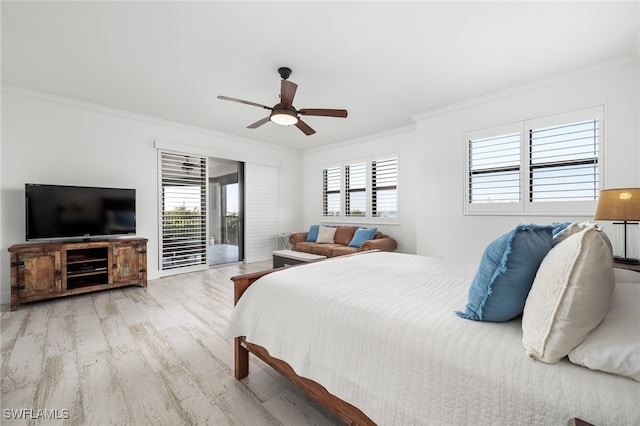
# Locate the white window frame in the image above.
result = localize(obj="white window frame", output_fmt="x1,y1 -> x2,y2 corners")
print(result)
464,105 -> 604,216
322,153 -> 399,224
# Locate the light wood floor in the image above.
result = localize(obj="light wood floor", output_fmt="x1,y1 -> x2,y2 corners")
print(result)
1,261 -> 343,425
208,244 -> 240,266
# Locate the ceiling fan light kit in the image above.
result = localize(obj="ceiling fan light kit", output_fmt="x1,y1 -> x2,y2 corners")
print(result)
217,67 -> 347,136
270,105 -> 299,126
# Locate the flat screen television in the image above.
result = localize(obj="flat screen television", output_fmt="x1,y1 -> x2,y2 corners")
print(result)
25,184 -> 136,241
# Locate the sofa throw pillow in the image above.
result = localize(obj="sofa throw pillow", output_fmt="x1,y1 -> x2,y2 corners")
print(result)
521,225 -> 615,364
349,227 -> 377,248
316,226 -> 337,244
455,224 -> 554,322
568,282 -> 640,382
306,224 -> 320,242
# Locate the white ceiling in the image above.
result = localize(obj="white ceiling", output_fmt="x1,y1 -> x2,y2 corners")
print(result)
2,1 -> 639,151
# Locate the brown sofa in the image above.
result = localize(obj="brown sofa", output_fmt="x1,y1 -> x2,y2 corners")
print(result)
289,225 -> 397,258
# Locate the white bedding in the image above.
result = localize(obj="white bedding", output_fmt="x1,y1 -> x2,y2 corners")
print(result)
225,252 -> 640,425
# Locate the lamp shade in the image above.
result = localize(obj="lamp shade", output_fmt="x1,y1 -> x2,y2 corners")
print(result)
594,188 -> 640,221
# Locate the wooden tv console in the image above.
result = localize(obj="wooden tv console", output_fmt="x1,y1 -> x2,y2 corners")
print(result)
8,238 -> 147,311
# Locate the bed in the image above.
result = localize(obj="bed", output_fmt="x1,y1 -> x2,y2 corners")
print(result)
225,248 -> 640,425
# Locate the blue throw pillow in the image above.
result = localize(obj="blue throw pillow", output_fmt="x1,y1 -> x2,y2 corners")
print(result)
456,224 -> 554,322
551,222 -> 571,239
306,224 -> 320,242
349,227 -> 378,248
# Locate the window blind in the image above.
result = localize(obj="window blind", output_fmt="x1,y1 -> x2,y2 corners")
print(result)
468,132 -> 521,204
244,163 -> 278,263
159,152 -> 207,270
372,158 -> 398,218
323,166 -> 341,217
465,105 -> 603,215
345,162 -> 366,216
529,119 -> 599,202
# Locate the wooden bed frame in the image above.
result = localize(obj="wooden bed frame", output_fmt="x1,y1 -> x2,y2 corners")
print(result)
231,269 -> 375,425
231,268 -> 593,426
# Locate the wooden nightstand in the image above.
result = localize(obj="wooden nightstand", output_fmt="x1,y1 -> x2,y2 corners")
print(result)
613,261 -> 640,273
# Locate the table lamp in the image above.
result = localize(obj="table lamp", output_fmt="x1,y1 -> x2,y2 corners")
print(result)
594,188 -> 640,264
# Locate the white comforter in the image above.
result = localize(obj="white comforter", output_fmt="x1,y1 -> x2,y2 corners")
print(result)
225,252 -> 640,425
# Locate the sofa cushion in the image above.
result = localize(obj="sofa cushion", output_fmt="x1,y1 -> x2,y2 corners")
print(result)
306,224 -> 320,242
334,226 -> 357,246
349,227 -> 378,248
317,226 -> 337,243
312,244 -> 341,257
331,246 -> 359,257
293,242 -> 316,254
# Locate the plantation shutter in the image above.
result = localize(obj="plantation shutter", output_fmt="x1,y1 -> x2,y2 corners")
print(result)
345,162 -> 366,216
468,132 -> 521,204
529,119 -> 600,202
244,163 -> 278,263
323,166 -> 341,216
465,105 -> 603,215
371,157 -> 398,218
159,152 -> 208,271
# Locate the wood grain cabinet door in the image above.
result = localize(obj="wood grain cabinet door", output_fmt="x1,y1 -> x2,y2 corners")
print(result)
16,250 -> 62,295
112,242 -> 146,284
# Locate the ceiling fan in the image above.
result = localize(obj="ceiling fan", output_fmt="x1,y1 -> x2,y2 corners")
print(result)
217,67 -> 348,136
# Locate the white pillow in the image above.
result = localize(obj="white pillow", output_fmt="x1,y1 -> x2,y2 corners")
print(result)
522,225 -> 615,363
554,221 -> 613,254
614,267 -> 640,285
552,221 -> 584,245
568,282 -> 640,382
316,226 -> 337,244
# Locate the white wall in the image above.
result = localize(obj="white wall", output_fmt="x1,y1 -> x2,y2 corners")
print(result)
3,60 -> 638,305
414,60 -> 640,263
301,60 -> 639,263
0,87 -> 303,305
301,126 -> 418,254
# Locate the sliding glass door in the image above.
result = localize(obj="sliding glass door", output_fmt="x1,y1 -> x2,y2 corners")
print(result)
208,158 -> 244,265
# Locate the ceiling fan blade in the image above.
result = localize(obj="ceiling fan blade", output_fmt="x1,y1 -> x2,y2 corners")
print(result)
217,95 -> 272,110
295,119 -> 316,136
280,80 -> 298,105
247,116 -> 271,129
298,108 -> 348,118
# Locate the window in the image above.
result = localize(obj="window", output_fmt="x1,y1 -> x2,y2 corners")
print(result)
159,152 -> 208,271
322,155 -> 398,221
372,157 -> 398,218
468,132 -> 521,204
465,106 -> 603,215
323,166 -> 341,217
345,162 -> 366,216
529,119 -> 599,202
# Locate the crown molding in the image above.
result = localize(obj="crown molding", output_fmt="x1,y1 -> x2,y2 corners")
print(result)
303,123 -> 416,155
1,84 -> 303,155
412,57 -> 637,121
